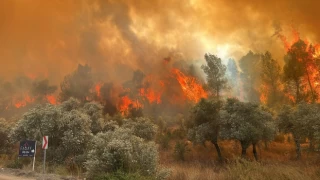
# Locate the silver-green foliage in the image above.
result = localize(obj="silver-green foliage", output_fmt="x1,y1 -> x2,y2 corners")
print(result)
10,98 -> 95,163
187,99 -> 221,144
83,102 -> 104,134
0,118 -> 11,153
278,102 -> 320,142
220,98 -> 276,145
122,117 -> 158,141
85,126 -> 158,178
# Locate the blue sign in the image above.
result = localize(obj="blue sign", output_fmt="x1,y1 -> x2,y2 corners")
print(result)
19,140 -> 36,157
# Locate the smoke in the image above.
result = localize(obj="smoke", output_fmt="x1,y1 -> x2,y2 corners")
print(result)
0,0 -> 319,84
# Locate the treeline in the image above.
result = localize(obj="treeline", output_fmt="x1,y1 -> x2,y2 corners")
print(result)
0,38 -> 320,179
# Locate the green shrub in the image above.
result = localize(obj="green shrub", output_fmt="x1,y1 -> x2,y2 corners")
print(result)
174,141 -> 189,161
158,134 -> 170,150
85,127 -> 158,179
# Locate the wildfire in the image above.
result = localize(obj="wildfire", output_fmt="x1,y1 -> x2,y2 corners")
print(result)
171,68 -> 207,103
139,88 -> 161,104
259,84 -> 268,104
14,94 -> 35,108
46,95 -> 57,105
118,95 -> 141,113
95,83 -> 103,98
277,30 -> 320,103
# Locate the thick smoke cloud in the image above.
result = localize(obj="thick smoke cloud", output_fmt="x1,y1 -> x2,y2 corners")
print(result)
0,0 -> 319,84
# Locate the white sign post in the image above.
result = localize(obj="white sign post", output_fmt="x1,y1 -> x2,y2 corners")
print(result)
42,136 -> 48,174
32,141 -> 37,171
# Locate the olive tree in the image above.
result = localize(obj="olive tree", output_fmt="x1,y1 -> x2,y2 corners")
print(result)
85,118 -> 158,178
122,117 -> 157,141
187,98 -> 223,161
220,98 -> 275,160
83,102 -> 104,134
10,98 -> 95,164
0,118 -> 12,154
278,103 -> 320,159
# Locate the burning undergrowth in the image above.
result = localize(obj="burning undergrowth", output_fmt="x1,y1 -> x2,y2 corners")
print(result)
0,58 -> 208,119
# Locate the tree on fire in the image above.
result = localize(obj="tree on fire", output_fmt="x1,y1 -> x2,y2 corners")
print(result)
202,54 -> 228,99
260,51 -> 282,107
99,82 -> 118,116
59,64 -> 94,103
0,81 -> 15,111
31,79 -> 57,103
283,40 -> 318,103
187,98 -> 223,161
239,51 -> 261,103
220,98 -> 275,160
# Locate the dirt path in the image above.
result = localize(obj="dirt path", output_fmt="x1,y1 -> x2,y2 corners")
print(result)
0,174 -> 35,180
0,168 -> 78,180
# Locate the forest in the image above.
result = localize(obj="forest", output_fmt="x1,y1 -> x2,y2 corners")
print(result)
1,0 -> 320,179
1,32 -> 320,179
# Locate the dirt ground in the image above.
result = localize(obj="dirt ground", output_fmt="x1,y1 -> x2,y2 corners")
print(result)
0,168 -> 77,180
0,174 -> 34,180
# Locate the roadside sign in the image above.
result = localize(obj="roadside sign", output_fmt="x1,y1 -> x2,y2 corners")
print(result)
19,140 -> 36,157
42,136 -> 48,174
42,136 -> 48,149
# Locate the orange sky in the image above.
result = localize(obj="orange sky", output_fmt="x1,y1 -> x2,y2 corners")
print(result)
1,0 -> 319,84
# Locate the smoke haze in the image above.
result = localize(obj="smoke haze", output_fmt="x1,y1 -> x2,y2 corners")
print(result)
1,0 -> 319,83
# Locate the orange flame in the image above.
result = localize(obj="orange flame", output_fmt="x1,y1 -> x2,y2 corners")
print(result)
171,68 -> 207,102
14,94 -> 35,108
278,30 -> 320,103
118,95 -> 141,114
259,84 -> 268,104
139,88 -> 161,104
95,83 -> 103,98
46,95 -> 57,104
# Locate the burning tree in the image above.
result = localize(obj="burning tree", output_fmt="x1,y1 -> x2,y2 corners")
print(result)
283,39 -> 320,104
31,79 -> 57,104
59,64 -> 94,102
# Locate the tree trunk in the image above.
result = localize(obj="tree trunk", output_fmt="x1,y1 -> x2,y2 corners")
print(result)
295,80 -> 300,104
240,141 -> 249,158
305,68 -> 316,103
252,143 -> 258,160
264,140 -> 269,150
294,138 -> 301,160
213,141 -> 223,162
309,139 -> 314,151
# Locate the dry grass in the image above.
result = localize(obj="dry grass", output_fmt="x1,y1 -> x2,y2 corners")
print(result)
165,160 -> 320,180
160,139 -> 320,180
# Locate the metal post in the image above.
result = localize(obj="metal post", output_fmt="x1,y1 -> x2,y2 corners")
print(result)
32,141 -> 37,171
43,149 -> 46,174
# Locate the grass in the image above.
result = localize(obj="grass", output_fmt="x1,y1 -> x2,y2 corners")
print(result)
2,138 -> 320,179
159,139 -> 320,179
166,160 -> 320,180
